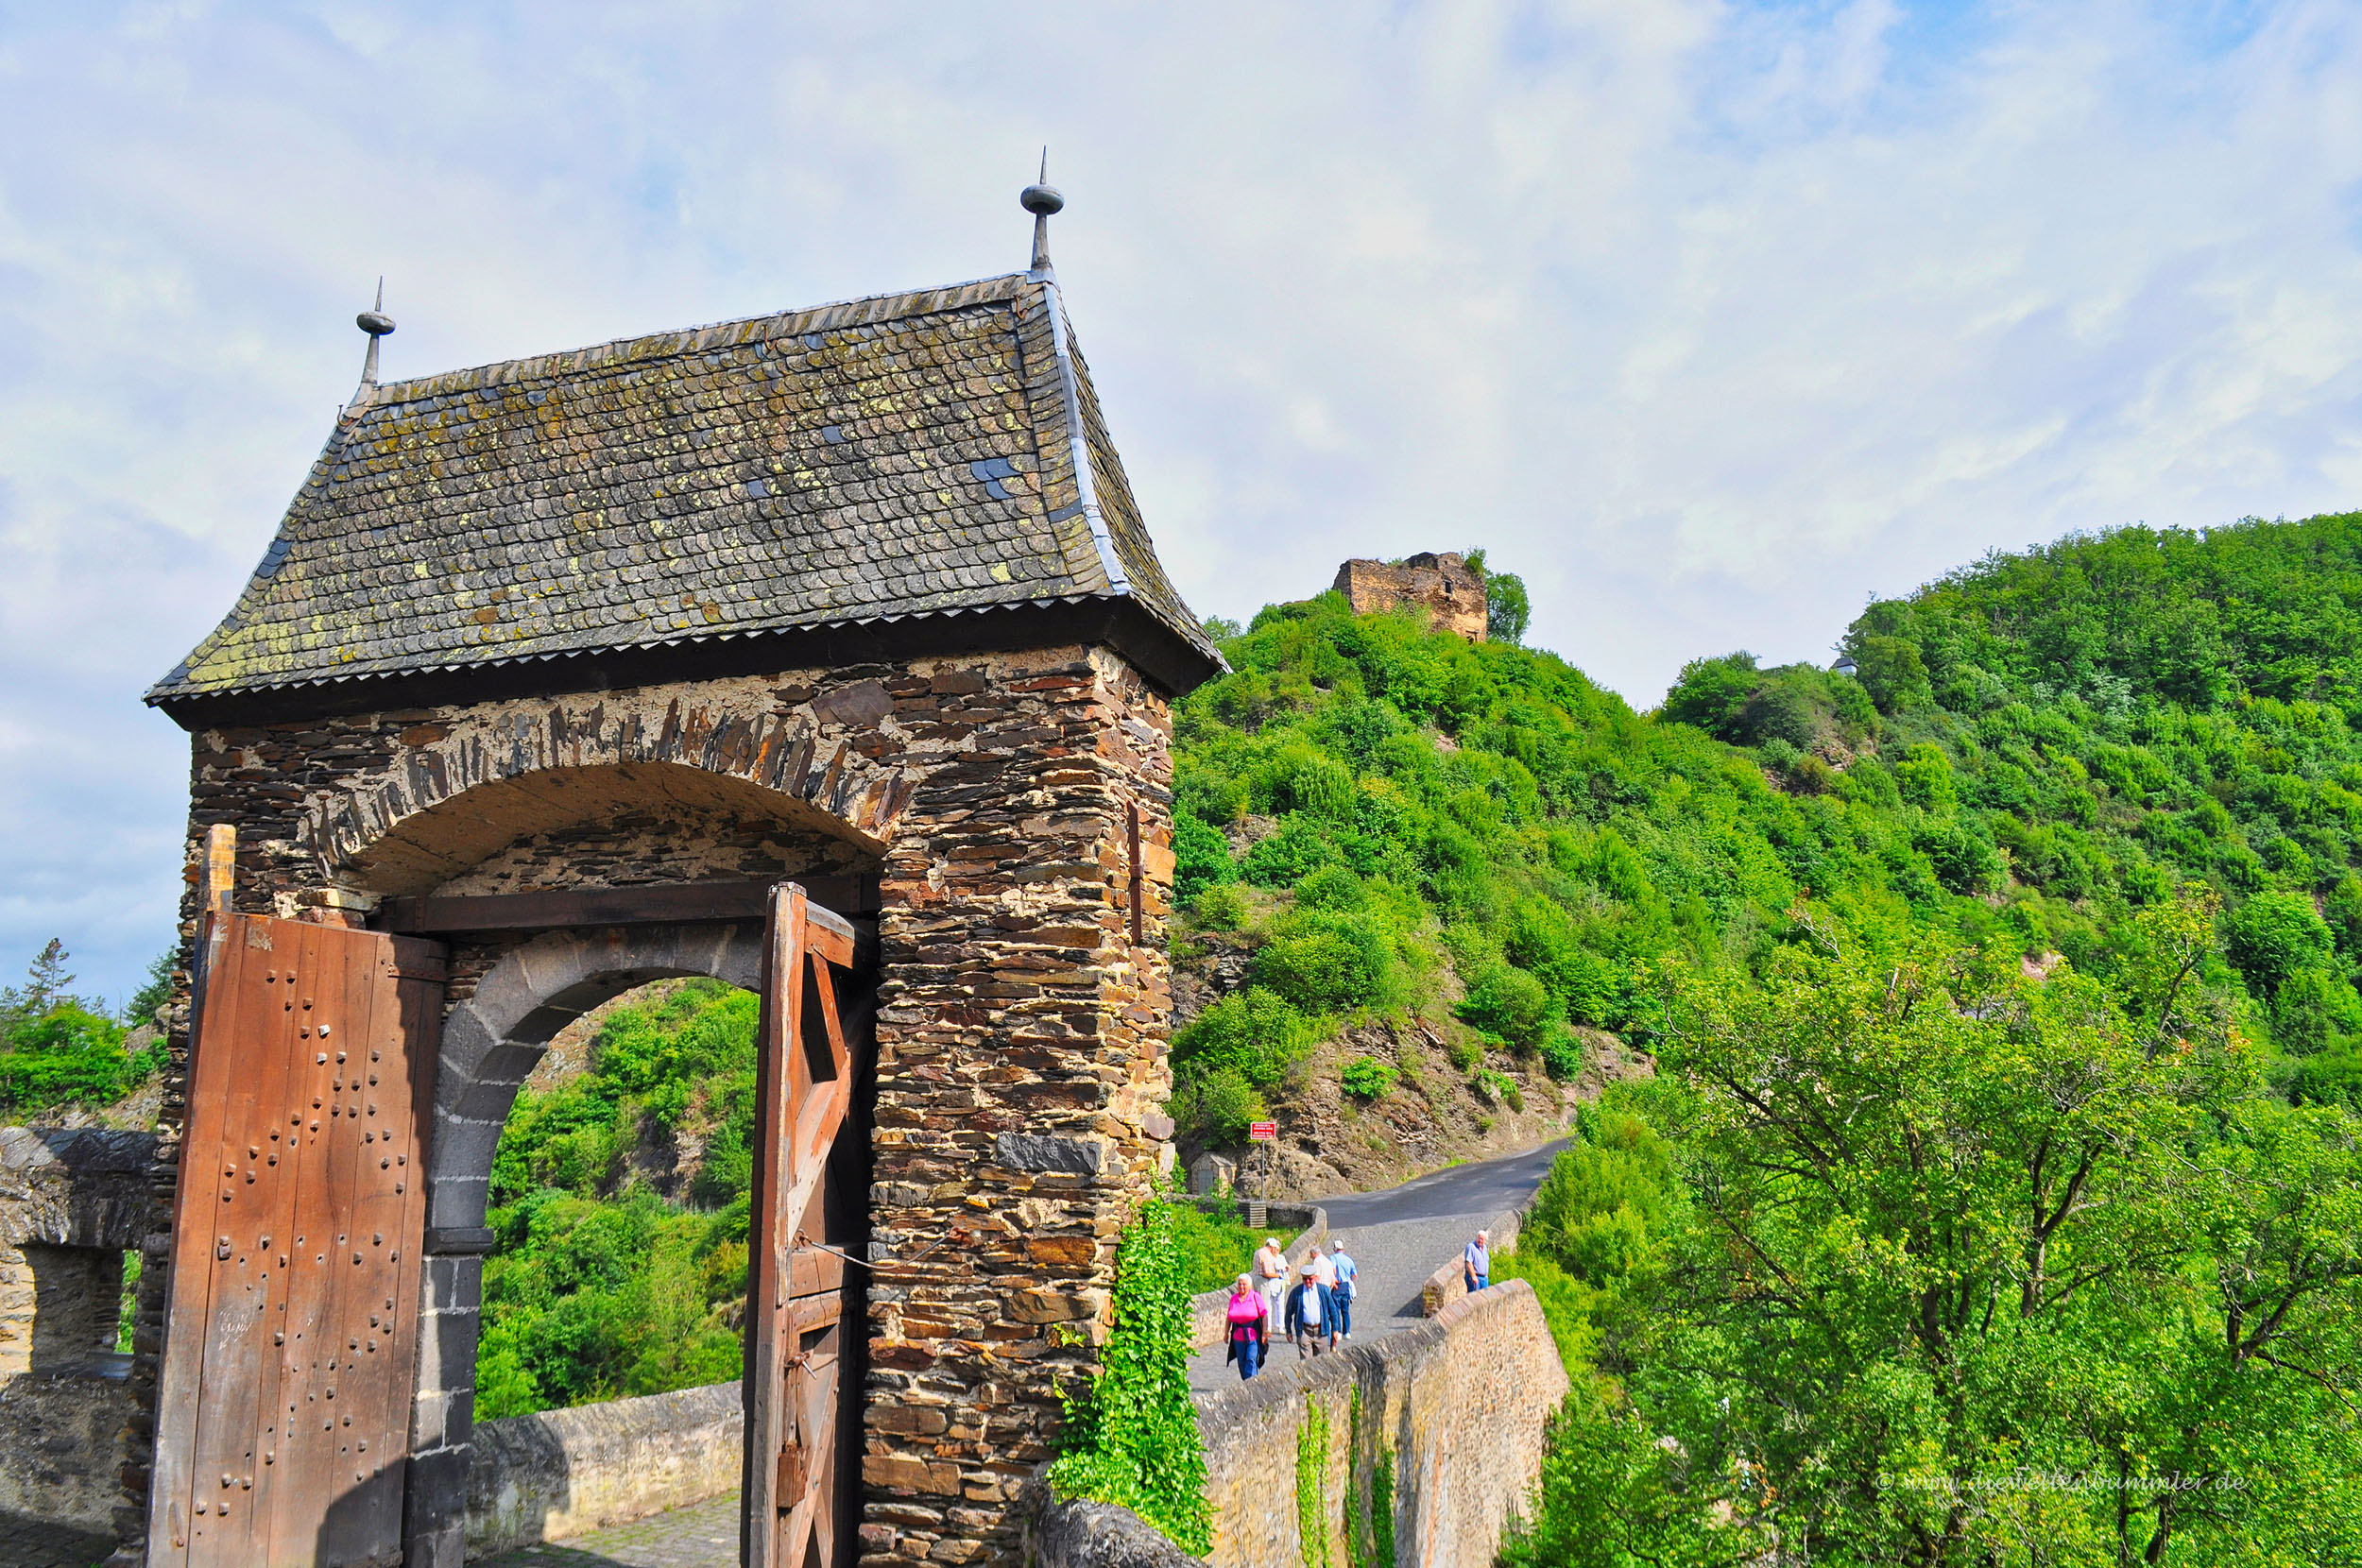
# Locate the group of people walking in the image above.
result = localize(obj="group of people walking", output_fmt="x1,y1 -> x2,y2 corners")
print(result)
1223,1225 -> 1494,1382
1224,1235 -> 1356,1380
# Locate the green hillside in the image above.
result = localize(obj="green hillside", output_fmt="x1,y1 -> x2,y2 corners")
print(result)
1167,519 -> 2362,1563
469,515 -> 2362,1557
1171,517 -> 2362,1134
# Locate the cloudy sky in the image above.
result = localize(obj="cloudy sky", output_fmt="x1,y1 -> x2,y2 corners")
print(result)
4,0 -> 2360,999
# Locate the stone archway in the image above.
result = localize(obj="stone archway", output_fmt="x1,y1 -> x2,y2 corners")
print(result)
402,917 -> 876,1568
421,921 -> 771,1236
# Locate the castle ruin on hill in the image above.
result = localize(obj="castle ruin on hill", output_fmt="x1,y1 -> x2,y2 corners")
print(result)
1330,553 -> 1487,640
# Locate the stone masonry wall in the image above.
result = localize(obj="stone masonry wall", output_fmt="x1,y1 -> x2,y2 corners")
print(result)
466,1382 -> 743,1558
1329,554 -> 1487,641
0,1129 -> 153,1534
126,641 -> 1179,1568
1193,1280 -> 1567,1568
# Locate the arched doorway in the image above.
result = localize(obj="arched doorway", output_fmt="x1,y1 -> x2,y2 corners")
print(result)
151,745 -> 880,1568
402,912 -> 874,1568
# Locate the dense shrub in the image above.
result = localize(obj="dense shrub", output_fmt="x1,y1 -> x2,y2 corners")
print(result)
1172,1065 -> 1265,1144
1340,1056 -> 1397,1099
1171,986 -> 1323,1089
1458,963 -> 1553,1049
1190,882 -> 1249,931
2225,889 -> 2336,1001
1249,911 -> 1396,1015
1173,810 -> 1236,903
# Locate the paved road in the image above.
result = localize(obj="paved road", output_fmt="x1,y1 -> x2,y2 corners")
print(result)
1190,1139 -> 1567,1397
1317,1139 -> 1566,1227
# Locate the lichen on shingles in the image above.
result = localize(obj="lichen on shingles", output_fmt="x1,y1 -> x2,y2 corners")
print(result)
150,273 -> 1215,704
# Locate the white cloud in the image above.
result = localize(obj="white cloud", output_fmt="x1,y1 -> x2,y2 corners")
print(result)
1,0 -> 2359,994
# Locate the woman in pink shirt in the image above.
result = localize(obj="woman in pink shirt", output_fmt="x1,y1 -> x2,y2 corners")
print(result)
1224,1272 -> 1268,1381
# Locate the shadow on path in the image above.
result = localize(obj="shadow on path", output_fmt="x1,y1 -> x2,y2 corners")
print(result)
0,1510 -> 113,1568
469,1490 -> 738,1568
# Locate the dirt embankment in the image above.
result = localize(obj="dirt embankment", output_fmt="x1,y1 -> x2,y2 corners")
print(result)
1171,929 -> 1652,1202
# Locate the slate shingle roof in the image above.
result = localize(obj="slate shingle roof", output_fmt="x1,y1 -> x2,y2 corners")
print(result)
147,271 -> 1218,707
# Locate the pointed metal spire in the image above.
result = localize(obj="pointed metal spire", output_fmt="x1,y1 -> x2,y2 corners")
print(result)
1021,149 -> 1064,276
354,279 -> 395,394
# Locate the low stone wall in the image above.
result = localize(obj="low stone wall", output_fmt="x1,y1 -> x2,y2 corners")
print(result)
1186,1207 -> 1326,1350
1026,1491 -> 1206,1568
1195,1278 -> 1566,1568
0,1128 -> 155,1535
1417,1207 -> 1523,1317
464,1382 -> 742,1558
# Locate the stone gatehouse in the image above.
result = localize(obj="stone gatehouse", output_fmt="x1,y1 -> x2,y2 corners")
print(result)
128,212 -> 1218,1566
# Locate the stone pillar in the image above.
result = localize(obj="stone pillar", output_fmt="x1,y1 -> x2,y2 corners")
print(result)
860,650 -> 1175,1567
402,1246 -> 487,1568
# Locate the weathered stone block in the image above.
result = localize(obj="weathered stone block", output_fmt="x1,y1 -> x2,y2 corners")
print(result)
993,1133 -> 1104,1175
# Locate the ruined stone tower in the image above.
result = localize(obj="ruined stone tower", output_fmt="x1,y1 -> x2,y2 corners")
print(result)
129,213 -> 1218,1565
1330,552 -> 1487,640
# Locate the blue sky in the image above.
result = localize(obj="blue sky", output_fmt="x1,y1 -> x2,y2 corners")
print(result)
3,0 -> 2360,1000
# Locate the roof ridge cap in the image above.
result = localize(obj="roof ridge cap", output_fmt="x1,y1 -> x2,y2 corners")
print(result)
1034,277 -> 1131,597
365,271 -> 1031,402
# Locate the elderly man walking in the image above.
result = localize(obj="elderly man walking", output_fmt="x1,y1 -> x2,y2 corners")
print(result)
1284,1262 -> 1333,1357
1328,1239 -> 1359,1340
1464,1228 -> 1491,1294
1255,1235 -> 1290,1329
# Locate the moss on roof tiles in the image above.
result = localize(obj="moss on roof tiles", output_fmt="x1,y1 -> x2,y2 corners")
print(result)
150,273 -> 1214,703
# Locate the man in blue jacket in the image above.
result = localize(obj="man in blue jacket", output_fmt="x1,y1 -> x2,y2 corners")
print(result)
1284,1263 -> 1332,1357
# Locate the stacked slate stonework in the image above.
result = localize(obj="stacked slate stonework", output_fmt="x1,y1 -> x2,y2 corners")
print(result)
135,261 -> 1218,1567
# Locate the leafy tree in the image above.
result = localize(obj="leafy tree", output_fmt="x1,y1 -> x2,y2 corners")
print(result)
1463,546 -> 1532,645
0,941 -> 166,1116
1487,571 -> 1532,645
22,939 -> 72,1014
1661,653 -> 1760,741
477,980 -> 762,1418
2224,889 -> 2336,1001
1623,904 -> 2362,1563
127,951 -> 176,1030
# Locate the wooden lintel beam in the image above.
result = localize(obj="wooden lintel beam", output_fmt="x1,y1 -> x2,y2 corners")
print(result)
370,876 -> 880,939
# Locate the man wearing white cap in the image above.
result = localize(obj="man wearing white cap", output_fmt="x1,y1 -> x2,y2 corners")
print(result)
1255,1235 -> 1289,1329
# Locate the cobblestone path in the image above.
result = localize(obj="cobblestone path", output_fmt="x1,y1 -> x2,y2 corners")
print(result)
471,1491 -> 738,1567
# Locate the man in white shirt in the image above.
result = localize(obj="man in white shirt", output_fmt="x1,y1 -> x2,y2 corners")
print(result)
1255,1236 -> 1289,1328
1309,1243 -> 1340,1341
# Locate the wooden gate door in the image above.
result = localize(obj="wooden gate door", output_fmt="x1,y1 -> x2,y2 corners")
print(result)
147,913 -> 444,1568
744,883 -> 865,1568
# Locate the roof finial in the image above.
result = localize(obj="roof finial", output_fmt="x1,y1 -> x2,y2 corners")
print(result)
1021,148 -> 1063,276
354,278 -> 395,392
